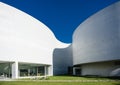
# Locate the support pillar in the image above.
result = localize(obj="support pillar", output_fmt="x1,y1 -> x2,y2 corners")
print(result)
73,67 -> 76,75
12,61 -> 18,79
48,65 -> 53,76
44,66 -> 47,76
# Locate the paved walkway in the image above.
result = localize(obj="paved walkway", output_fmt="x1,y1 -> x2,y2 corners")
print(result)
0,78 -> 13,81
0,79 -> 119,82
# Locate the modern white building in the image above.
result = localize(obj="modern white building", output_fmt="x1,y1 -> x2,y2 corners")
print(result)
72,1 -> 120,77
0,1 -> 120,79
0,2 -> 70,79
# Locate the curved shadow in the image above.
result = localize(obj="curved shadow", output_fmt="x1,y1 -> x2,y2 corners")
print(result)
53,45 -> 73,75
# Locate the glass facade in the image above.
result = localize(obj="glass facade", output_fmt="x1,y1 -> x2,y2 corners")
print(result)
0,63 -> 12,78
0,62 -> 48,78
19,63 -> 47,77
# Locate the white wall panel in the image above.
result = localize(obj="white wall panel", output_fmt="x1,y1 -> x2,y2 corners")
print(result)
72,1 -> 120,65
0,2 -> 69,66
81,61 -> 120,77
53,45 -> 73,75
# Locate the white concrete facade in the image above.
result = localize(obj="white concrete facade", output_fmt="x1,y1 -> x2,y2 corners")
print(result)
0,1 -> 120,78
72,1 -> 120,77
0,2 -> 69,78
81,61 -> 120,77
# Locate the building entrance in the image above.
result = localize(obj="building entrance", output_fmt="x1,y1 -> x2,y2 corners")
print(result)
19,63 -> 48,77
73,66 -> 81,76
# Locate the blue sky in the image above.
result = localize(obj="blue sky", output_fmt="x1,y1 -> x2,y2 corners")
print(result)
1,0 -> 118,43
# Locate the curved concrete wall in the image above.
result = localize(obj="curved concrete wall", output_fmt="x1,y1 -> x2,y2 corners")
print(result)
72,1 -> 120,65
53,45 -> 73,75
1,1 -> 120,77
81,61 -> 120,77
0,2 -> 69,66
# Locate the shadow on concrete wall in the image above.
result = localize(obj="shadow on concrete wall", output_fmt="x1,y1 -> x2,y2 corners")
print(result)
53,45 -> 73,75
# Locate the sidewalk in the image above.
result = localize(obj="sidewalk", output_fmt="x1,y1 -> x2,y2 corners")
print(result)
0,79 -> 119,82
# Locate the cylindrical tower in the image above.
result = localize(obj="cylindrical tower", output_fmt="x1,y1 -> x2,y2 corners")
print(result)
72,1 -> 120,76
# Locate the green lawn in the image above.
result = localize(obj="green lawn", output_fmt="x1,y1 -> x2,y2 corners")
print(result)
0,75 -> 119,85
48,75 -> 113,80
17,75 -> 120,80
0,81 -> 119,85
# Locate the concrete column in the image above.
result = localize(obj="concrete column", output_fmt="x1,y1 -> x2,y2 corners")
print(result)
48,65 -> 53,76
73,67 -> 76,75
12,61 -> 18,79
36,67 -> 38,76
8,62 -> 11,78
44,66 -> 47,76
28,69 -> 30,76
